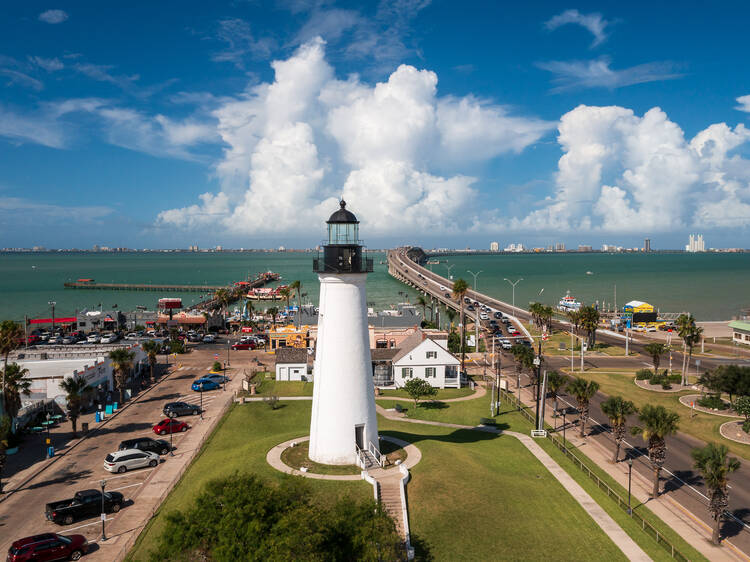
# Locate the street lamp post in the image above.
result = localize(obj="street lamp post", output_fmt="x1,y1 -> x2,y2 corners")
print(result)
627,458 -> 633,515
443,263 -> 455,280
168,411 -> 175,456
200,383 -> 204,420
100,479 -> 107,541
226,339 -> 230,367
562,409 -> 567,453
503,278 -> 523,312
466,270 -> 483,292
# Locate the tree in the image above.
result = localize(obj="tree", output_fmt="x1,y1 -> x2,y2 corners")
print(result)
150,473 -> 403,562
445,307 -> 456,329
108,348 -> 135,405
528,302 -> 543,328
141,340 -> 160,383
404,377 -> 437,408
267,307 -> 279,330
579,305 -> 600,348
566,377 -> 600,438
452,278 -> 469,375
214,288 -> 231,317
289,280 -> 302,328
0,415 -> 10,494
0,321 -> 23,418
546,371 -> 567,418
691,443 -> 741,545
2,363 -> 31,426
631,404 -> 680,499
278,286 -> 292,315
59,376 -> 90,437
677,314 -> 703,386
735,395 -> 750,423
539,305 -> 553,333
417,295 -> 428,323
644,343 -> 667,377
566,310 -> 581,335
600,396 -> 637,463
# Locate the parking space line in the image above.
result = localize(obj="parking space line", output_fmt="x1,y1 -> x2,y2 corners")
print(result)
109,482 -> 143,492
96,468 -> 155,482
62,517 -> 115,533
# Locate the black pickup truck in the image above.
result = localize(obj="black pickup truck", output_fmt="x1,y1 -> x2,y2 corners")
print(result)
45,489 -> 124,525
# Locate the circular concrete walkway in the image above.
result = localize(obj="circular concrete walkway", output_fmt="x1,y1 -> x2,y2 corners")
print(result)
678,394 -> 742,418
267,435 -> 421,480
719,420 -> 750,445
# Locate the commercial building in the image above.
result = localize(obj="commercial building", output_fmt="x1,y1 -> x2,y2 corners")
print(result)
729,321 -> 750,346
686,234 -> 706,252
76,309 -> 125,333
489,241 -> 499,252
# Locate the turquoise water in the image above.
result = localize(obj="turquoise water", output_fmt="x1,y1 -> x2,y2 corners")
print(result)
0,251 -> 747,321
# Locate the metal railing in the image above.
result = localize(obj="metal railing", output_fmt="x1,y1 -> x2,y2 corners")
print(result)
500,388 -> 690,561
369,441 -> 385,467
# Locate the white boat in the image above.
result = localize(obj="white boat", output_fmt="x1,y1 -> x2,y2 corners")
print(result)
557,292 -> 581,312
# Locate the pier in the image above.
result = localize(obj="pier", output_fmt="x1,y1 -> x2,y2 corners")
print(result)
63,272 -> 280,293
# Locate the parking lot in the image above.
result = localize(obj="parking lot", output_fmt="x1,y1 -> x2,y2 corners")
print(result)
0,344 -> 266,559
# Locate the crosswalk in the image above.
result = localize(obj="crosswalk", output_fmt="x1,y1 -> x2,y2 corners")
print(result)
178,391 -> 220,408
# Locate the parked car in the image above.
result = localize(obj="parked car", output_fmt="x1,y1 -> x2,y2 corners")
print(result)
7,533 -> 88,561
100,333 -> 117,344
118,437 -> 172,455
104,449 -> 160,473
501,341 -> 513,350
191,377 -> 221,391
45,489 -> 124,525
61,336 -> 76,345
153,418 -> 189,435
205,373 -> 228,384
231,342 -> 255,350
202,334 -> 215,343
162,401 -> 201,417
187,333 -> 202,343
125,332 -> 139,339
86,333 -> 100,344
47,335 -> 63,345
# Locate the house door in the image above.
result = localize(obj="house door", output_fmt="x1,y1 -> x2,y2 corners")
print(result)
355,424 -> 365,449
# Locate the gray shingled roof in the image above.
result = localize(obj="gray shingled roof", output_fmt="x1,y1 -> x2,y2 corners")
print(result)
275,347 -> 310,364
370,348 -> 400,361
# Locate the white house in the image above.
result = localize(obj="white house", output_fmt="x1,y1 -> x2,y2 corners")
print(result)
275,347 -> 310,381
392,332 -> 461,389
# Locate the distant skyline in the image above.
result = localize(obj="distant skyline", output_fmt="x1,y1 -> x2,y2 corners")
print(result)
1,1 -> 750,249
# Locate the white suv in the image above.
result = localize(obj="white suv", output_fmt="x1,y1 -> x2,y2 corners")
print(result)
104,449 -> 160,473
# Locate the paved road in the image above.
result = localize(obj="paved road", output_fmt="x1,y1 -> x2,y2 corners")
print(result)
0,347 -> 257,556
390,248 -> 750,554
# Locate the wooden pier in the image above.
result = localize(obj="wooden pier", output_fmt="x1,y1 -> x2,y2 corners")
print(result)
63,272 -> 280,294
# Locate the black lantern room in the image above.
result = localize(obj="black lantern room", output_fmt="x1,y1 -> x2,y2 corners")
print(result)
313,200 -> 373,274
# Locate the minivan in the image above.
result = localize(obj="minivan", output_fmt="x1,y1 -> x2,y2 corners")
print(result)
104,449 -> 160,473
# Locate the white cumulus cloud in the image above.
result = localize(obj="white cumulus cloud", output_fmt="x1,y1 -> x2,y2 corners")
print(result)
736,95 -> 750,113
508,104 -> 750,233
158,38 -> 551,238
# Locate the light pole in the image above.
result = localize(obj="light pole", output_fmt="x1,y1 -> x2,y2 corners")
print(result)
100,479 -> 107,541
627,458 -> 633,515
562,409 -> 567,453
200,383 -> 204,419
226,339 -> 230,367
48,301 -> 56,334
168,411 -> 175,456
503,278 -> 523,312
466,270 -> 483,292
444,263 -> 455,280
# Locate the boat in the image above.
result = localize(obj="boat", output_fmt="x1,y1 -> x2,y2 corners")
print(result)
426,260 -> 440,265
557,291 -> 582,312
586,271 -> 593,275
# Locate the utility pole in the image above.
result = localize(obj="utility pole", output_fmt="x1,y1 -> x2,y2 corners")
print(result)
570,331 -> 574,371
48,301 -> 56,333
580,339 -> 585,372
534,338 -> 542,429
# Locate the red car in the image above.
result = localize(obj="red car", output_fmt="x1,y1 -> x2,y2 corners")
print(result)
231,342 -> 256,350
7,533 -> 88,561
153,418 -> 189,435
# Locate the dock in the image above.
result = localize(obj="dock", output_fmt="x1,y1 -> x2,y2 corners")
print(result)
63,271 -> 280,293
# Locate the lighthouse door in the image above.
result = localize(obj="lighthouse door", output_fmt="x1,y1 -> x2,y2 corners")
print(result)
355,424 -> 365,450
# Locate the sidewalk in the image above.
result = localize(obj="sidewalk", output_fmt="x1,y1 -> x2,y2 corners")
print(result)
507,375 -> 747,562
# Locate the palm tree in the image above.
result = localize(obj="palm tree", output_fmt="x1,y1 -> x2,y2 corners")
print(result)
289,280 -> 302,328
445,308 -> 456,330
452,279 -> 469,375
600,396 -> 638,463
566,310 -> 581,335
631,404 -> 680,499
141,340 -> 160,383
267,307 -> 279,330
676,314 -> 703,385
528,302 -> 543,328
59,376 -> 90,437
243,299 -> 254,321
692,443 -> 741,545
579,305 -> 600,348
2,363 -> 31,426
214,288 -> 231,317
546,371 -> 567,418
566,377 -> 600,438
643,343 -> 667,377
417,295 -> 428,324
0,321 -> 23,418
277,286 -> 292,317
684,325 -> 704,385
0,415 -> 10,494
108,348 -> 135,405
539,305 -> 553,333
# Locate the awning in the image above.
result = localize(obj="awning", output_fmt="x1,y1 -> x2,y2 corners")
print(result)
28,317 -> 76,325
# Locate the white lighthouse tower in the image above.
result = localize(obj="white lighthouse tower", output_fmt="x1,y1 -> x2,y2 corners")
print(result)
309,201 -> 379,465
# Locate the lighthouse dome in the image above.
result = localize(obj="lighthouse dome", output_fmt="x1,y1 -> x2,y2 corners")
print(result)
327,200 -> 359,224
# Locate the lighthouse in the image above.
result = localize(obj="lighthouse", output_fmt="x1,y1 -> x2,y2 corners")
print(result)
309,200 -> 378,465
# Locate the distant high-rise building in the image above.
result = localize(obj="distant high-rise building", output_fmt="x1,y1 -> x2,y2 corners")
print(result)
504,243 -> 525,252
555,242 -> 566,251
644,238 -> 651,252
577,245 -> 593,252
490,241 -> 499,252
686,234 -> 705,252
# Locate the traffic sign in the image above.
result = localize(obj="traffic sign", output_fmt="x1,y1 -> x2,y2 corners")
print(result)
542,332 -> 548,341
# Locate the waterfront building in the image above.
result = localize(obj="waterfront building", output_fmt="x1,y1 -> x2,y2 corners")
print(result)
686,234 -> 706,252
555,242 -> 566,251
504,243 -> 525,252
729,320 -> 750,346
644,238 -> 651,252
578,245 -> 593,252
489,241 -> 499,252
76,309 -> 124,333
309,201 -> 378,465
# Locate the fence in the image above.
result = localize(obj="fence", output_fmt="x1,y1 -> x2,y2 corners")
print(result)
500,388 -> 691,561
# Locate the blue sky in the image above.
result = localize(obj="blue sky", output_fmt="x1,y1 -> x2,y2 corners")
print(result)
1,1 -> 749,250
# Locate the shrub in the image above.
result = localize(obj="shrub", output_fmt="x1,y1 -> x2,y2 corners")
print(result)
667,374 -> 682,383
263,394 -> 279,410
735,395 -> 750,421
169,340 -> 186,354
697,395 -> 728,410
743,419 -> 750,434
212,361 -> 223,372
635,369 -> 653,381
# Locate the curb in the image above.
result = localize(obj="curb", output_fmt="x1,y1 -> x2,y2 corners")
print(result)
0,366 -> 179,504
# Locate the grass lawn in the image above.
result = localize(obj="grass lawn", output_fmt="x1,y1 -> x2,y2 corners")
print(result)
280,441 -> 360,475
377,416 -> 631,561
127,402 -> 369,561
560,368 -> 750,461
243,371 -> 315,396
377,394 -> 496,427
376,387 -> 474,400
524,322 -> 633,357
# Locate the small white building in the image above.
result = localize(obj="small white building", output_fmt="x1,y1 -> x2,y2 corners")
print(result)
392,332 -> 461,389
729,320 -> 750,346
274,347 -> 311,381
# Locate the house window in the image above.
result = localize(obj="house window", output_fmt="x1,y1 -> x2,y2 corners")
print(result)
425,367 -> 436,378
426,351 -> 437,359
401,368 -> 413,378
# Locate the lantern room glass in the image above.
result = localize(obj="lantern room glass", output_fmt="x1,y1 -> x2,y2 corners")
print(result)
327,222 -> 359,245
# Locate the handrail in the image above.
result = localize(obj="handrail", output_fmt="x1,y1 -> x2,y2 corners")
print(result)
354,444 -> 367,469
368,441 -> 385,468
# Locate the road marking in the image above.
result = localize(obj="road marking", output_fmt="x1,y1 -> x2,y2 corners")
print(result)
62,517 -> 115,533
109,482 -> 143,492
97,468 -> 156,482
